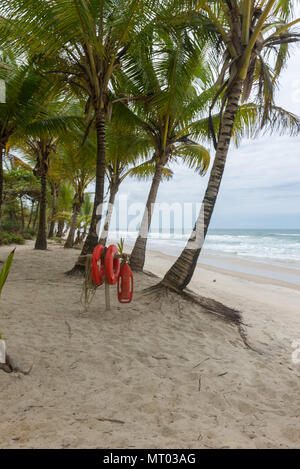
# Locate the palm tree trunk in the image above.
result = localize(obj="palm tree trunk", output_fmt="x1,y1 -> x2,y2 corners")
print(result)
64,201 -> 81,249
0,146 -> 4,224
48,184 -> 58,238
81,110 -> 106,253
20,197 -> 25,231
161,79 -> 244,290
35,162 -> 48,250
27,200 -> 35,229
99,182 -> 118,246
56,220 -> 64,238
70,110 -> 106,273
79,227 -> 87,244
74,229 -> 81,246
130,162 -> 164,271
32,201 -> 39,232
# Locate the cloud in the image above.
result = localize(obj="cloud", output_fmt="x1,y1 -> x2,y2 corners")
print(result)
116,45 -> 300,229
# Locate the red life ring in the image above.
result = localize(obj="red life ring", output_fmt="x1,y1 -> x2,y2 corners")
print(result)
117,263 -> 133,304
105,245 -> 120,285
91,245 -> 105,286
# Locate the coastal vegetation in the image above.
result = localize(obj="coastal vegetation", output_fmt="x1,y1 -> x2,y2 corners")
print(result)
0,1 -> 300,449
0,0 -> 299,288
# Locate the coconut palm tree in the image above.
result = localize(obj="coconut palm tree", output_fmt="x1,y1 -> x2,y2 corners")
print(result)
10,151 -> 60,238
100,159 -> 173,247
160,0 -> 300,291
74,194 -> 93,246
11,75 -> 82,250
98,118 -> 167,246
113,31 -> 213,271
1,0 -> 159,264
3,161 -> 40,234
55,183 -> 75,239
51,128 -> 96,248
0,56 -> 43,222
25,137 -> 56,249
47,167 -> 62,239
48,181 -> 61,239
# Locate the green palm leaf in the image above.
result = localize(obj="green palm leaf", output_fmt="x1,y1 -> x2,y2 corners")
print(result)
174,143 -> 210,175
0,249 -> 15,297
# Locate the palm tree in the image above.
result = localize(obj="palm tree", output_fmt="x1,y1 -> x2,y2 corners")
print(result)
160,0 -> 300,291
1,0 -> 159,266
0,56 -> 43,222
3,157 -> 40,233
11,75 -> 82,250
47,168 -> 62,239
74,194 -> 93,246
114,32 -> 212,271
51,128 -> 96,248
48,181 -> 61,239
98,118 -> 163,246
55,183 -> 75,238
26,137 -> 56,249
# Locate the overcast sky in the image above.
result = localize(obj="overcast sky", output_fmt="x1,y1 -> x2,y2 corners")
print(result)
114,40 -> 300,231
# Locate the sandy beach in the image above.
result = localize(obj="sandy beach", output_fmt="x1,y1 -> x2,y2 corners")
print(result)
0,241 -> 300,449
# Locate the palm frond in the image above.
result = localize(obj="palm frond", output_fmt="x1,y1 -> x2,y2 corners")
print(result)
128,161 -> 173,181
173,143 -> 210,175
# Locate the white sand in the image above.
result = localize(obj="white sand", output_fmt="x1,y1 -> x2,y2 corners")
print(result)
0,241 -> 299,449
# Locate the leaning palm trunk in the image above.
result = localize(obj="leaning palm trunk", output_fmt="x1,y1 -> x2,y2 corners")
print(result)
0,145 -> 5,223
64,201 -> 81,249
27,200 -> 35,230
48,184 -> 58,238
79,226 -> 88,244
70,111 -> 106,273
56,220 -> 64,238
74,229 -> 81,246
35,164 -> 48,250
81,111 -> 106,254
20,198 -> 25,231
130,162 -> 164,271
99,183 -> 119,247
161,79 -> 244,291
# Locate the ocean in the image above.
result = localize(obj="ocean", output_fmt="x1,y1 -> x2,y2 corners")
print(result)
109,229 -> 300,285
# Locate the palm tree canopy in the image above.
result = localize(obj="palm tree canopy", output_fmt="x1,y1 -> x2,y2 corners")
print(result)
184,0 -> 300,144
0,53 -> 83,152
52,124 -> 96,197
1,0 -> 160,117
112,29 -> 213,174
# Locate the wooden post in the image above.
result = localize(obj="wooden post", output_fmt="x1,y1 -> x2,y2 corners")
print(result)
105,280 -> 111,311
82,248 -> 130,313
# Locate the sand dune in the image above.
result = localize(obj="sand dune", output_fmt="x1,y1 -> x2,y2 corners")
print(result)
0,241 -> 299,449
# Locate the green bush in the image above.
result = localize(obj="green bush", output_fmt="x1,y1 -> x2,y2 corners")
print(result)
22,228 -> 35,240
0,231 -> 25,246
0,219 -> 20,232
49,236 -> 64,244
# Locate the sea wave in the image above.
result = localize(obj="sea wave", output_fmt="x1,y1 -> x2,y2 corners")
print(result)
108,229 -> 300,266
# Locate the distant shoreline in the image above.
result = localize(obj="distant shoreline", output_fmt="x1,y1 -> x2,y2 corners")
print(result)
109,228 -> 300,287
117,240 -> 300,288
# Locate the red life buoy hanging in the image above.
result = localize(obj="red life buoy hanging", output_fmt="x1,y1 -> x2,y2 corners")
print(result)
117,262 -> 133,304
91,244 -> 105,286
105,244 -> 120,285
